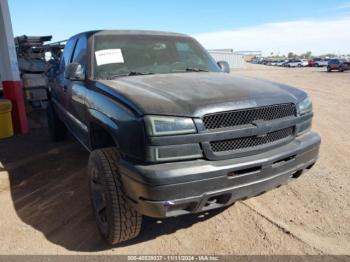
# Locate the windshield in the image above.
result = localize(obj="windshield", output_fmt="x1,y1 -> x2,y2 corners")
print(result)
93,34 -> 221,79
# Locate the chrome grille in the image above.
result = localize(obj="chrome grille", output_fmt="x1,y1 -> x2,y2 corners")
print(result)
203,103 -> 296,130
210,127 -> 294,153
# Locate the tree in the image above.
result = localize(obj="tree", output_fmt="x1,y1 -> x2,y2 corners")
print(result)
287,52 -> 295,58
324,53 -> 337,58
304,51 -> 312,59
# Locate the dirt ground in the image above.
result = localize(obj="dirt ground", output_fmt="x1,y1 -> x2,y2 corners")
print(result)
0,64 -> 349,255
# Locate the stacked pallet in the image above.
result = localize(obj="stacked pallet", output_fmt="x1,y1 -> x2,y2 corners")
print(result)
15,35 -> 51,108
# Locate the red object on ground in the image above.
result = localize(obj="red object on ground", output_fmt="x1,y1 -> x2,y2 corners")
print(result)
2,80 -> 28,134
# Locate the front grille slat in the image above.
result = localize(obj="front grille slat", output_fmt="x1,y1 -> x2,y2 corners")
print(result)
210,127 -> 294,153
203,103 -> 296,130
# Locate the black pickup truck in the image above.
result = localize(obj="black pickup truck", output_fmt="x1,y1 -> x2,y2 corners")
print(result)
48,30 -> 321,244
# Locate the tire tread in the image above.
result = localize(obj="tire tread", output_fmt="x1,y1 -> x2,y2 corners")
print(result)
89,147 -> 142,244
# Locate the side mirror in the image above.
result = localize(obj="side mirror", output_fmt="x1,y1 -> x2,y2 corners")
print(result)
217,61 -> 230,73
64,63 -> 85,81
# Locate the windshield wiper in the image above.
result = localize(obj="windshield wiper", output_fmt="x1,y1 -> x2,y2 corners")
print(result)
108,71 -> 154,79
184,67 -> 209,72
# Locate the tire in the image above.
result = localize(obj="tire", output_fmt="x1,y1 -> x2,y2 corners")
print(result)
88,147 -> 142,245
327,66 -> 332,72
46,102 -> 67,141
339,67 -> 344,72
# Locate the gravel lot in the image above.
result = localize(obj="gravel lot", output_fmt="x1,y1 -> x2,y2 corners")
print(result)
0,64 -> 349,255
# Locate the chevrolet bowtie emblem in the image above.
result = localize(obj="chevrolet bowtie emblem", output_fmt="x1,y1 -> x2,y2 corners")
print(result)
252,120 -> 272,138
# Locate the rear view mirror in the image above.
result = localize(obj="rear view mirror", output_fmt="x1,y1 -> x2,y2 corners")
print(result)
217,61 -> 230,73
64,63 -> 85,81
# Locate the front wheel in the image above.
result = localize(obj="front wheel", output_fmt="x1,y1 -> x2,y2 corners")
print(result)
88,147 -> 142,244
327,66 -> 332,72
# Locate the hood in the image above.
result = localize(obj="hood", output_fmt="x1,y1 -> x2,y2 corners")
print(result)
98,72 -> 306,117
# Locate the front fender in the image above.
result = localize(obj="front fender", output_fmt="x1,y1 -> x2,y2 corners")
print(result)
86,104 -> 146,162
88,108 -> 119,136
85,82 -> 147,160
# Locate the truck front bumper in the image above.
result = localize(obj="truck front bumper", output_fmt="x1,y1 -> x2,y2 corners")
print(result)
119,131 -> 321,218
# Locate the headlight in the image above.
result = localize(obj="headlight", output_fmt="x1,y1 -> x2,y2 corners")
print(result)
144,115 -> 197,136
298,96 -> 313,115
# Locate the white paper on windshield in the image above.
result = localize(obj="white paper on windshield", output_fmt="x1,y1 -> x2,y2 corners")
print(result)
95,49 -> 124,66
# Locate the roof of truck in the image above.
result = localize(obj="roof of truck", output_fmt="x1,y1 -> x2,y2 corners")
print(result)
71,30 -> 189,39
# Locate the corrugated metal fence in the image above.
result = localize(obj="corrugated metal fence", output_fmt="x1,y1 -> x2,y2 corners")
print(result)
208,51 -> 246,69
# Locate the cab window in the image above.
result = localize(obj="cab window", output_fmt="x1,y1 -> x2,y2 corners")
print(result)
59,38 -> 77,72
72,37 -> 88,68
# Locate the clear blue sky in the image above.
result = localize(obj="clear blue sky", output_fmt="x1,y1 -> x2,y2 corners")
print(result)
8,0 -> 350,54
8,0 -> 349,41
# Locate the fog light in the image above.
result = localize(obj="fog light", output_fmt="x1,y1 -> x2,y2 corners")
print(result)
147,144 -> 202,162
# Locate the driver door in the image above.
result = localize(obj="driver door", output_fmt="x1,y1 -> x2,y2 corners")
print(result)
52,38 -> 77,125
65,36 -> 89,146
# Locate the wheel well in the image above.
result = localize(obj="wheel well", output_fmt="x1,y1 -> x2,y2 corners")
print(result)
90,123 -> 117,150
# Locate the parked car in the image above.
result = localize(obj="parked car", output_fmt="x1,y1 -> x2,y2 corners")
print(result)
308,59 -> 315,67
284,59 -> 303,67
281,60 -> 291,67
270,60 -> 284,66
261,59 -> 273,65
301,59 -> 309,67
48,30 -> 320,245
276,60 -> 288,66
311,58 -> 320,66
313,58 -> 329,67
327,59 -> 350,72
